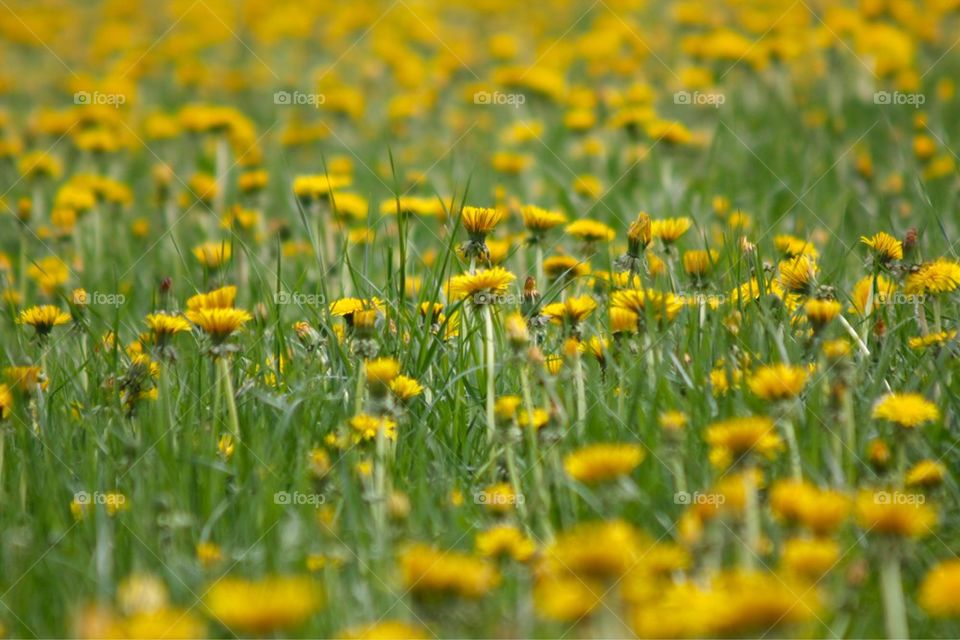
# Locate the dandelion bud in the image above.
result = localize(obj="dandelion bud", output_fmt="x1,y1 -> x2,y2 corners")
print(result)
523,276 -> 539,303
71,288 -> 89,308
903,227 -> 918,256
504,312 -> 529,348
159,277 -> 173,295
627,212 -> 652,255
16,197 -> 31,223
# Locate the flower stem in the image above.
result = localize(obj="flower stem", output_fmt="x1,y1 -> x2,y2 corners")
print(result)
483,305 -> 496,443
216,357 -> 240,439
880,550 -> 909,640
573,350 -> 586,436
742,463 -> 760,570
781,414 -> 802,480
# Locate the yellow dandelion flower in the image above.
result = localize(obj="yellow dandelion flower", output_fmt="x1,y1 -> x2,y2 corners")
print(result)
682,249 -> 718,278
705,416 -> 783,466
460,206 -> 504,236
534,577 -> 603,622
780,537 -> 840,581
475,525 -> 536,562
447,267 -> 516,303
185,308 -> 252,342
543,255 -> 590,280
186,286 -> 237,311
0,384 -> 12,420
906,459 -> 947,488
747,364 -> 809,401
850,274 -> 896,315
543,520 -> 642,579
778,255 -> 817,293
18,305 -> 71,336
651,217 -> 692,244
804,298 -> 842,327
196,542 -> 223,568
338,620 -> 430,640
872,392 -> 939,428
399,544 -> 499,598
855,490 -> 936,538
905,258 -> 960,295
563,443 -> 644,484
364,358 -> 400,386
388,375 -> 423,401
919,560 -> 960,618
205,576 -> 323,635
192,242 -> 231,269
349,413 -> 397,442
144,313 -> 192,340
565,218 -> 616,243
610,288 -> 683,323
908,330 -> 956,350
861,231 -> 903,261
521,205 -> 567,236
540,295 -> 597,324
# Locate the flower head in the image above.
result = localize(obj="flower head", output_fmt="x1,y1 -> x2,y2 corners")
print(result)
475,525 -> 536,562
564,443 -> 645,484
651,217 -> 692,244
855,490 -> 936,538
920,560 -> 960,618
522,205 -> 567,237
748,364 -> 809,401
399,544 -> 499,598
192,242 -> 232,269
872,392 -> 939,429
185,307 -> 252,343
705,416 -> 783,467
860,231 -> 903,262
145,313 -> 192,341
565,219 -> 616,243
905,258 -> 960,295
540,295 -> 597,325
447,267 -> 516,303
460,206 -> 504,236
0,384 -> 12,420
349,413 -> 397,442
18,305 -> 71,336
205,576 -> 322,635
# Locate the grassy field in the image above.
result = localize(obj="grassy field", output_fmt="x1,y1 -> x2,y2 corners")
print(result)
2,0 -> 960,637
